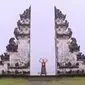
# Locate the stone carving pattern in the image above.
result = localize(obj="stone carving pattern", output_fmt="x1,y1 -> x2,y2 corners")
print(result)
14,7 -> 31,39
55,7 -> 85,73
55,7 -> 72,39
6,37 -> 18,52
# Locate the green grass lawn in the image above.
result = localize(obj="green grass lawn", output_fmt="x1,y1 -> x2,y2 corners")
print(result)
49,77 -> 85,85
0,77 -> 85,85
0,78 -> 29,85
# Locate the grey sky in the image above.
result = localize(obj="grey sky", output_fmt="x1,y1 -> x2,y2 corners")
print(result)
0,0 -> 85,75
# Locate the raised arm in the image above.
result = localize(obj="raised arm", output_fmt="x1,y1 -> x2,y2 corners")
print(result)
39,58 -> 42,63
44,58 -> 48,62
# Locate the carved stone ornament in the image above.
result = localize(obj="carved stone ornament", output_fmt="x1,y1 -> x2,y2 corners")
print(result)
0,53 -> 9,61
69,38 -> 80,52
14,7 -> 31,39
55,7 -> 66,20
6,37 -> 18,52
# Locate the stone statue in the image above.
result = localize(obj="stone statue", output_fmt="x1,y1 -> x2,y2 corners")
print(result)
6,37 -> 18,52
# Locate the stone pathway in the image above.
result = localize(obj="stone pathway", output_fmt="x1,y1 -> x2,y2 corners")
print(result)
30,81 -> 48,85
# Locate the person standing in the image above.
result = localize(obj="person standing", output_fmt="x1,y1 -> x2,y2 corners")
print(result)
39,58 -> 48,76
